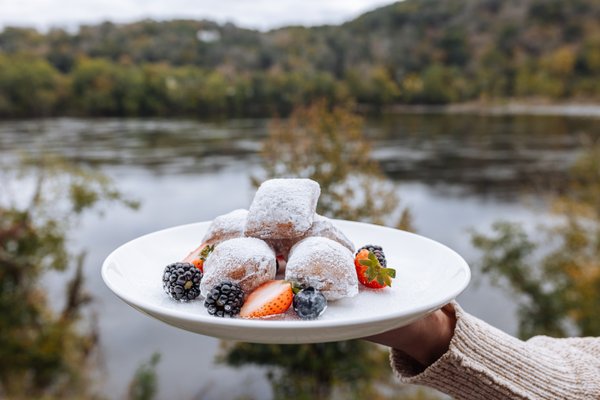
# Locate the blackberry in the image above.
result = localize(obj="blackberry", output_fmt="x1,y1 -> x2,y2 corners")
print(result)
204,281 -> 245,317
293,287 -> 327,320
163,262 -> 202,301
357,244 -> 387,267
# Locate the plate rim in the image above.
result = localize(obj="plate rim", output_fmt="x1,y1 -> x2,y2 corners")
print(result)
101,219 -> 471,333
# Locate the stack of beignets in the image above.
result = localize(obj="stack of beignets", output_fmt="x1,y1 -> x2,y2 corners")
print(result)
199,178 -> 358,301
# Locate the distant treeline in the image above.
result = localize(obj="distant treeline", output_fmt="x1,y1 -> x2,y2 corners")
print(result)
1,0 -> 600,117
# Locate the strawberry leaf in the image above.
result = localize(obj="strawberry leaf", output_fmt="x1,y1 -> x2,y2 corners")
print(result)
291,283 -> 303,295
357,251 -> 397,287
359,259 -> 374,267
366,268 -> 378,281
199,244 -> 215,260
384,275 -> 392,287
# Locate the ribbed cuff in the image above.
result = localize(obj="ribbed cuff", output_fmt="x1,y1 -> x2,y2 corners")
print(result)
390,304 -> 600,399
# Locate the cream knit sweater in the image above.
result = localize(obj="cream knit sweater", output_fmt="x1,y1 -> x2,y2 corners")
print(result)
390,304 -> 600,399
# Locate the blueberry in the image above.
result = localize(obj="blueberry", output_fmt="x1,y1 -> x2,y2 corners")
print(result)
293,287 -> 327,320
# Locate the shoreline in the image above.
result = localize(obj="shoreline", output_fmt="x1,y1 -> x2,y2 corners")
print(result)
383,102 -> 600,118
2,102 -> 600,122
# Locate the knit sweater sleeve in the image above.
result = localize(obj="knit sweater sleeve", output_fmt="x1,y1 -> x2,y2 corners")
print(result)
390,304 -> 600,399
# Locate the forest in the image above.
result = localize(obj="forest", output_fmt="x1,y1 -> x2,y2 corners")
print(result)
1,0 -> 600,117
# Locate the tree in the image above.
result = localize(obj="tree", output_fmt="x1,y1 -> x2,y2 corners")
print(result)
472,143 -> 600,339
418,64 -> 460,104
70,58 -> 144,116
0,55 -> 65,117
257,100 -> 412,228
219,102 -> 420,400
127,353 -> 161,400
0,155 -> 137,398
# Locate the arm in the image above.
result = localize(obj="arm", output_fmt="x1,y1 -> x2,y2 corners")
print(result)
366,303 -> 600,400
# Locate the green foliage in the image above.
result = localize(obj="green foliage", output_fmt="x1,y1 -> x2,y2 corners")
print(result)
419,64 -> 460,104
0,54 -> 66,117
345,66 -> 400,106
471,222 -> 567,338
472,144 -> 600,338
71,58 -> 145,116
1,0 -> 600,116
0,155 -> 137,398
127,353 -> 161,400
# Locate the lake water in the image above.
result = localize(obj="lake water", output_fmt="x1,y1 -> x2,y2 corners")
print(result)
0,113 -> 598,399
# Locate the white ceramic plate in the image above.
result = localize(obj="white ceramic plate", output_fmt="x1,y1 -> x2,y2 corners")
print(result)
102,220 -> 470,344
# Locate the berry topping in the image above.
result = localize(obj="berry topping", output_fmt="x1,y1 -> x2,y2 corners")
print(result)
204,281 -> 245,317
354,248 -> 396,289
292,287 -> 327,320
240,280 -> 293,318
183,243 -> 214,272
356,244 -> 386,267
162,262 -> 203,301
195,244 -> 215,271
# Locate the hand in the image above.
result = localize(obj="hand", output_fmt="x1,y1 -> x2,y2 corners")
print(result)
364,303 -> 457,368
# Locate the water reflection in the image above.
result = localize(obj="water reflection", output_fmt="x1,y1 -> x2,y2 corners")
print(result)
1,114 -> 596,197
0,118 -> 267,172
1,113 -> 598,399
369,113 -> 596,198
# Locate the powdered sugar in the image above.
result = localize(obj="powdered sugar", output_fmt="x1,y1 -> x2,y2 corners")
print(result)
301,215 -> 355,253
244,179 -> 320,239
202,208 -> 248,245
265,215 -> 355,260
285,237 -> 358,301
201,237 -> 276,297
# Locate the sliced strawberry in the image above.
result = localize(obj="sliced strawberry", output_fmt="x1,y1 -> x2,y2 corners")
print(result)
182,243 -> 214,272
240,280 -> 293,318
354,249 -> 396,289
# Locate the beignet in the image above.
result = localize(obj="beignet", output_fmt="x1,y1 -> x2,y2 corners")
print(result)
201,237 -> 276,297
266,215 -> 354,262
244,178 -> 320,239
285,236 -> 358,301
202,209 -> 248,246
302,215 -> 355,253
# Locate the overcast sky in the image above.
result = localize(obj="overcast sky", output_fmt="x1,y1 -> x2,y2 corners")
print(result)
0,0 -> 395,31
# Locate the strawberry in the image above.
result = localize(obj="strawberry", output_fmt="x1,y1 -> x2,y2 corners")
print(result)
239,280 -> 293,318
182,243 -> 214,272
354,249 -> 396,289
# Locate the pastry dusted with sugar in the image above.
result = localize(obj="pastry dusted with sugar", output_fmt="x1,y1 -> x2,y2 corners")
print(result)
201,237 -> 276,296
285,236 -> 358,301
302,215 -> 354,253
202,209 -> 248,246
244,178 -> 320,239
266,215 -> 354,261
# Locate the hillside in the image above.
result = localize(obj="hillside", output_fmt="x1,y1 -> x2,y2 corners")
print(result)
0,0 -> 599,117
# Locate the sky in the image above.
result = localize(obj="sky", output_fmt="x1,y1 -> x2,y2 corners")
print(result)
0,0 -> 395,31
